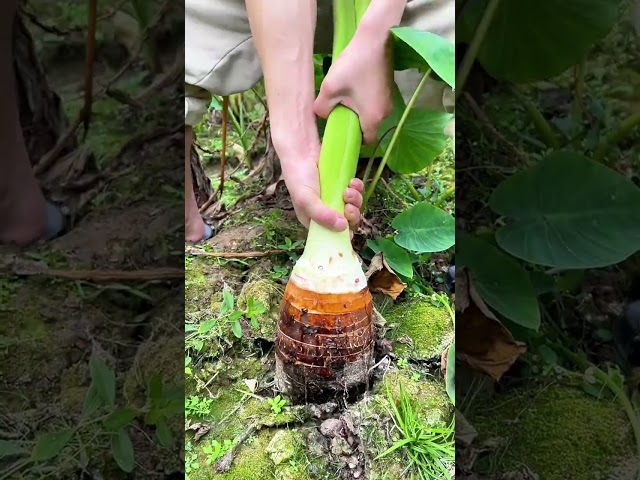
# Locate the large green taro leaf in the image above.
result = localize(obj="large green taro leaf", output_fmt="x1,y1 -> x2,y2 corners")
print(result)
459,0 -> 617,83
391,27 -> 455,88
490,151 -> 640,269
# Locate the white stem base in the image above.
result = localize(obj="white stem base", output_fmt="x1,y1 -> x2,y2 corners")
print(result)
291,221 -> 366,294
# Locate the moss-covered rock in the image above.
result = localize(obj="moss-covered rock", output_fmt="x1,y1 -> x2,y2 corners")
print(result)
237,278 -> 283,341
267,429 -> 302,465
469,383 -> 638,480
355,370 -> 453,480
385,298 -> 453,360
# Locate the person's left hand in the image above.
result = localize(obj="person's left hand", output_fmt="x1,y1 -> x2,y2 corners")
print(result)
313,25 -> 394,145
282,152 -> 364,232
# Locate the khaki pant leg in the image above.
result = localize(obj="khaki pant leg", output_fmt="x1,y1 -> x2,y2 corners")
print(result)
185,0 -> 262,126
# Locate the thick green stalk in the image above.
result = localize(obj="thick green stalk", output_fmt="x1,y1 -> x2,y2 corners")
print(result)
362,69 -> 431,207
307,0 -> 369,248
509,85 -> 559,149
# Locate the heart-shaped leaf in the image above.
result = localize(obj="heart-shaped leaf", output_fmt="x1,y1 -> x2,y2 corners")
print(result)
391,27 -> 455,88
382,109 -> 453,174
392,202 -> 455,253
490,151 -> 640,268
459,0 -> 617,82
376,237 -> 413,278
457,234 -> 540,330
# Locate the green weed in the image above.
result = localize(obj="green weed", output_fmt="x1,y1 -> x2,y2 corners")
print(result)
376,380 -> 454,480
267,395 -> 287,415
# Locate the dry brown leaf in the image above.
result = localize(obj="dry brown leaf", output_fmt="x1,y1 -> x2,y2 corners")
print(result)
243,378 -> 257,393
457,269 -> 526,381
365,253 -> 406,300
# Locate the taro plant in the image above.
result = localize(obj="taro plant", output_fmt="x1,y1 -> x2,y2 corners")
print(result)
274,0 -> 456,402
358,28 -> 456,282
456,0 -> 640,463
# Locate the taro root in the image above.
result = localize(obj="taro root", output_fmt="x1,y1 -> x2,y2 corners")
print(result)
274,0 -> 374,403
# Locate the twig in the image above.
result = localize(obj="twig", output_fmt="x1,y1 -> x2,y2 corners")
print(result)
7,267 -> 183,282
216,423 -> 258,473
185,247 -> 304,258
245,112 -> 269,156
379,177 -> 409,207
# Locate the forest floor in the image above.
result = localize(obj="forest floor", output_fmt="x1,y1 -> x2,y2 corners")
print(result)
1,2 -> 185,479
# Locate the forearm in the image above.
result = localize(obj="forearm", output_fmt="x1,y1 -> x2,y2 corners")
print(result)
245,0 -> 319,161
353,0 -> 406,45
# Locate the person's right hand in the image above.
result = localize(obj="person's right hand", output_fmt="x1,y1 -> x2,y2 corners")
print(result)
313,24 -> 394,145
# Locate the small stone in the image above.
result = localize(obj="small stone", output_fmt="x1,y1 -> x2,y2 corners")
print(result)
347,456 -> 359,468
353,468 -> 363,478
341,413 -> 355,434
320,418 -> 343,437
346,435 -> 355,446
308,401 -> 338,419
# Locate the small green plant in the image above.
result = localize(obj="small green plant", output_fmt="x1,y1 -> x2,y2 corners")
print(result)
185,443 -> 200,480
185,395 -> 213,418
267,395 -> 287,415
186,288 -> 267,350
270,265 -> 290,281
376,380 -> 454,480
185,356 -> 192,376
245,296 -> 267,328
289,458 -> 301,472
17,352 -> 182,475
397,358 -> 409,369
203,439 -> 234,465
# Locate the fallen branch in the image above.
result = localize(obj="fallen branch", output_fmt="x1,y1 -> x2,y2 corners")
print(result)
186,247 -> 303,258
216,423 -> 258,473
6,264 -> 183,282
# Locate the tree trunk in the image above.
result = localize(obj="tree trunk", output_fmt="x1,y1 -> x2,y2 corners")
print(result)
13,12 -> 75,166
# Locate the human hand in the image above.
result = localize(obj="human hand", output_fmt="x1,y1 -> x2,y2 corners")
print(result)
282,152 -> 364,232
313,25 -> 394,145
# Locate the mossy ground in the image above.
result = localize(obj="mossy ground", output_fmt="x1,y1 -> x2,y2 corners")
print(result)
185,210 -> 455,478
468,383 -> 637,480
384,297 -> 454,361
